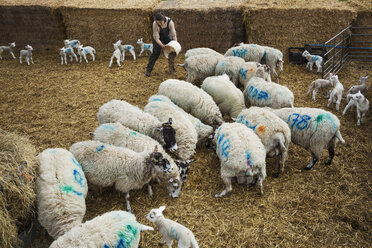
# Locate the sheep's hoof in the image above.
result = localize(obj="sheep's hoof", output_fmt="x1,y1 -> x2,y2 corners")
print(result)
325,160 -> 332,166
305,164 -> 314,170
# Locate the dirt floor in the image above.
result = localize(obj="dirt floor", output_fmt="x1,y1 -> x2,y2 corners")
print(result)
0,50 -> 371,247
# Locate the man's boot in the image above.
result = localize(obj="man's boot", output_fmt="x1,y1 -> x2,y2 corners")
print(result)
168,52 -> 176,74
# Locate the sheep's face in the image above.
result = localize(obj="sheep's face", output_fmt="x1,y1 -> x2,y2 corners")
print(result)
146,206 -> 166,222
352,91 -> 364,102
158,118 -> 177,152
63,40 -> 70,46
329,75 -> 338,82
136,38 -> 143,45
302,50 -> 310,57
10,42 -> 16,47
150,151 -> 173,174
166,177 -> 182,198
26,45 -> 33,51
175,159 -> 194,183
360,75 -> 369,83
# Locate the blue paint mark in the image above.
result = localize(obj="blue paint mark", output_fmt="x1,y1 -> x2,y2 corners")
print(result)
248,44 -> 258,47
287,113 -> 311,130
102,124 -> 116,131
129,131 -> 137,135
103,245 -> 110,248
49,149 -> 57,154
96,145 -> 105,152
221,61 -> 226,67
127,47 -> 131,50
84,48 -> 89,53
73,169 -> 84,187
232,48 -> 248,57
116,239 -> 125,248
170,227 -> 179,241
60,185 -> 83,196
65,48 -> 72,53
72,157 -> 81,168
247,86 -> 269,101
236,115 -> 257,131
239,68 -> 248,80
151,98 -> 163,102
197,120 -> 201,128
216,131 -> 230,158
144,44 -> 151,49
316,113 -> 337,131
245,151 -> 252,168
257,91 -> 268,100
311,56 -> 319,61
71,41 -> 78,46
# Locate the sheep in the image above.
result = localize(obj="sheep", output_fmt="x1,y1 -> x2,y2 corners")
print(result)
214,56 -> 246,86
97,99 -> 178,152
59,46 -> 78,65
271,107 -> 345,170
177,53 -> 224,84
261,46 -> 284,83
238,62 -> 271,89
213,122 -> 266,196
302,50 -> 323,73
201,74 -> 245,120
115,40 -> 136,61
343,91 -> 369,126
185,47 -> 222,59
92,122 -> 185,188
243,76 -> 294,109
19,45 -> 34,65
346,75 -> 369,95
327,74 -> 344,111
136,38 -> 153,56
158,79 -> 224,127
146,206 -> 199,248
76,44 -> 95,63
236,107 -> 291,177
148,94 -> 214,144
109,43 -> 122,68
70,141 -> 175,212
36,148 -> 88,239
50,210 -> 153,248
0,42 -> 16,59
63,39 -> 81,49
306,72 -> 334,101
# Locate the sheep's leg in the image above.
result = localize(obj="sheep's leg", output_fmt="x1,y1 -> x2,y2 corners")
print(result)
60,55 -> 63,65
166,240 -> 173,248
361,111 -> 366,124
309,62 -> 313,71
64,54 -> 67,65
316,61 -> 322,73
109,55 -> 114,68
10,51 -> 16,59
342,100 -> 353,115
26,57 -> 30,65
30,55 -> 34,64
325,137 -> 336,166
90,52 -> 95,62
19,55 -> 22,64
116,57 -> 121,67
305,152 -> 318,170
124,193 -> 131,213
257,175 -> 264,195
131,50 -> 136,60
335,95 -> 342,111
275,152 -> 282,177
214,177 -> 232,198
312,89 -> 318,101
327,92 -> 335,107
139,49 -> 143,57
147,184 -> 153,197
83,53 -> 88,63
357,107 -> 361,126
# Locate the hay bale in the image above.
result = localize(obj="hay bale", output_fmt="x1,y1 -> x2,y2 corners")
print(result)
0,131 -> 38,248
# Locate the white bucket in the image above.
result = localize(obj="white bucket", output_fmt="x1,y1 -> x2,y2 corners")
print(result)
163,40 -> 182,59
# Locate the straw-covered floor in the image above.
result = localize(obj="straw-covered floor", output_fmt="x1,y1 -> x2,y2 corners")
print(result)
0,50 -> 370,247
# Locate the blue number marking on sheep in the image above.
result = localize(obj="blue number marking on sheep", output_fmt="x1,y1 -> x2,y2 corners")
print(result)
247,86 -> 269,101
72,157 -> 81,168
102,124 -> 115,131
117,224 -> 138,247
216,132 -> 231,158
65,48 -> 72,53
287,113 -> 311,130
245,151 -> 252,168
239,68 -> 248,80
232,48 -> 248,58
170,227 -> 179,241
60,185 -> 83,196
96,145 -> 105,152
236,115 -> 257,131
311,56 -> 319,62
257,91 -> 268,100
71,41 -> 77,46
73,169 -> 84,187
103,245 -> 110,248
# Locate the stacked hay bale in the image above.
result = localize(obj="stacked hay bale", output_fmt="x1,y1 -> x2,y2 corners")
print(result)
0,131 -> 38,248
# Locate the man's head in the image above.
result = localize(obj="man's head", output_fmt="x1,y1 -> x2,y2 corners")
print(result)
155,12 -> 166,25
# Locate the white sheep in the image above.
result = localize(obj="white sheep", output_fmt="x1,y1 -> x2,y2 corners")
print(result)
272,107 -> 345,170
63,39 -> 81,48
185,47 -> 222,59
201,74 -> 245,120
70,140 -> 174,212
92,122 -> 184,189
261,46 -> 284,83
214,56 -> 246,86
327,74 -> 344,111
236,107 -> 291,177
19,45 -> 34,65
346,75 -> 369,95
97,99 -> 178,152
238,62 -> 271,89
146,206 -> 199,248
50,210 -> 153,248
36,148 -> 88,239
306,72 -> 334,101
214,122 -> 267,197
115,40 -> 136,61
158,79 -> 224,127
144,100 -> 198,161
0,42 -> 16,59
177,53 -> 224,84
59,46 -> 78,65
76,44 -> 96,63
302,50 -> 323,73
243,76 -> 294,108
109,43 -> 122,68
136,38 -> 153,56
343,91 -> 369,126
148,94 -> 214,144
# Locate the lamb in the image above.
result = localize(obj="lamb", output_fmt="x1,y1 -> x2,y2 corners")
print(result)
327,74 -> 344,111
271,107 -> 345,170
236,107 -> 291,177
115,40 -> 136,61
19,45 -> 34,65
76,44 -> 96,63
136,38 -> 153,56
70,141 -> 175,212
50,210 -> 153,248
185,47 -> 222,59
146,206 -> 199,248
0,42 -> 16,59
342,91 -> 369,125
92,122 -> 184,188
177,53 -> 224,84
158,79 -> 224,126
214,56 -> 246,86
144,100 -> 198,161
97,99 -> 178,152
201,74 -> 245,120
108,43 -> 122,68
59,46 -> 78,65
302,50 -> 323,73
306,72 -> 334,101
213,122 -> 266,196
36,148 -> 88,239
238,62 -> 271,89
243,76 -> 294,108
63,39 -> 81,49
346,75 -> 369,95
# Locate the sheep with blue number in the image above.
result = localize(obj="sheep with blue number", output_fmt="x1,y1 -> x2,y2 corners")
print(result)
49,210 -> 154,248
70,140 -> 176,212
238,62 -> 271,89
213,122 -> 267,197
236,107 -> 291,177
271,107 -> 345,170
185,47 -> 222,59
36,148 -> 88,239
158,79 -> 224,127
97,99 -> 178,153
76,44 -> 96,63
214,56 -> 246,86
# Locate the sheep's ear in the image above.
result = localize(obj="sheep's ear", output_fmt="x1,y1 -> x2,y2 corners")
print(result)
159,206 -> 166,212
139,224 -> 154,232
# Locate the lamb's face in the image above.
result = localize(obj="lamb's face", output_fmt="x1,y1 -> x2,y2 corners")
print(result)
10,42 -> 16,47
302,50 -> 309,57
146,206 -> 165,222
166,177 -> 182,198
352,92 -> 364,102
136,38 -> 143,44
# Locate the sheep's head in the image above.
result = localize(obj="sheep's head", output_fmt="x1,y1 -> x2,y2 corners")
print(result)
157,118 -> 177,152
146,206 -> 166,222
25,45 -> 33,50
360,75 -> 369,83
115,40 -> 122,46
9,42 -> 16,47
149,146 -> 173,174
277,59 -> 284,73
136,38 -> 143,44
63,40 -> 70,46
302,50 -> 310,57
352,91 -> 364,102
